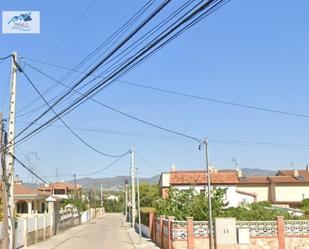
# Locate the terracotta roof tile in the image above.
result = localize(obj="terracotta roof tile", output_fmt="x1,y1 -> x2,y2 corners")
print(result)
38,182 -> 79,191
169,170 -> 238,185
0,181 -> 47,196
268,175 -> 309,183
238,176 -> 269,184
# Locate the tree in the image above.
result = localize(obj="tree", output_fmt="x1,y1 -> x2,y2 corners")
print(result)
104,198 -> 124,213
139,183 -> 160,207
61,198 -> 88,212
222,201 -> 294,221
300,198 -> 309,211
154,187 -> 227,220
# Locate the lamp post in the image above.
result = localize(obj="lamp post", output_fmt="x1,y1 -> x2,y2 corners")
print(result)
203,138 -> 213,249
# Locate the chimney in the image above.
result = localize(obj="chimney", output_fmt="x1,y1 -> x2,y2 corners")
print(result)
237,169 -> 243,178
171,164 -> 176,172
293,169 -> 299,178
306,164 -> 309,172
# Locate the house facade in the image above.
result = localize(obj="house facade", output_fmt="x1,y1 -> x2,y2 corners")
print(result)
159,165 -> 309,209
159,166 -> 254,207
1,181 -> 49,215
237,167 -> 309,208
37,181 -> 81,199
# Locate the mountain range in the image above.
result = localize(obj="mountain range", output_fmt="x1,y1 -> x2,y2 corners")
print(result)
67,168 -> 277,190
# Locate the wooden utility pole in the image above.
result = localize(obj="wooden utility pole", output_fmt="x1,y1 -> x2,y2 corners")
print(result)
7,52 -> 17,249
130,147 -> 136,228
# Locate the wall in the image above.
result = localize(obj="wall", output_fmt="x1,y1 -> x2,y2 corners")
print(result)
0,208 -> 104,248
237,185 -> 269,202
275,184 -> 309,202
148,213 -> 309,249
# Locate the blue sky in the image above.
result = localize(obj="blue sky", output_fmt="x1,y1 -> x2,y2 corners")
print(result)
1,0 -> 309,182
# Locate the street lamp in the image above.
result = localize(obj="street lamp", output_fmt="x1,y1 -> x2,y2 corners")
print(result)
203,138 -> 213,249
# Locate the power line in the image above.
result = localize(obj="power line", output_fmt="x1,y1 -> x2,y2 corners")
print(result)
17,0 -> 155,115
15,0 -> 227,144
15,0 -> 172,141
14,119 -> 309,150
9,153 -> 54,188
19,66 -> 130,158
19,64 -> 201,146
23,58 -> 309,120
0,55 -> 12,61
77,152 -> 130,177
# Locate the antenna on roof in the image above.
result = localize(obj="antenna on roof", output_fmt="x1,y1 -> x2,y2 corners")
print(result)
232,158 -> 239,171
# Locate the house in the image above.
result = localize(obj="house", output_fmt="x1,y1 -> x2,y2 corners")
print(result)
159,165 -> 253,207
37,181 -> 82,199
107,195 -> 119,201
0,180 -> 49,215
237,166 -> 309,208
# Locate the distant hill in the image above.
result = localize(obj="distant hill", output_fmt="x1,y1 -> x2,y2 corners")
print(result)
22,168 -> 277,191
69,168 -> 276,190
71,175 -> 160,190
241,168 -> 276,177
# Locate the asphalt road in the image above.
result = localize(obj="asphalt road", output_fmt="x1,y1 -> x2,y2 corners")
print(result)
28,213 -> 135,249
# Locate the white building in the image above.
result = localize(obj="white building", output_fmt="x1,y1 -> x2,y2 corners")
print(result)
159,166 -> 255,207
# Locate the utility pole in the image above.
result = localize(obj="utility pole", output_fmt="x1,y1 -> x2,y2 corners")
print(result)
6,52 -> 17,249
100,184 -> 103,207
136,167 -> 142,244
1,113 -> 9,249
130,147 -> 136,228
125,180 -> 128,221
56,167 -> 59,182
203,138 -> 213,249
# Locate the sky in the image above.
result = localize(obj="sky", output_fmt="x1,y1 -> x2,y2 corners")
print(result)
1,0 -> 309,183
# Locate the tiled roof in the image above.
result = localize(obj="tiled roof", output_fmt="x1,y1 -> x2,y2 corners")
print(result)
169,170 -> 238,185
0,181 -> 47,196
268,175 -> 309,183
238,176 -> 269,184
238,175 -> 309,184
38,182 -> 78,190
15,183 -> 47,195
277,170 -> 309,178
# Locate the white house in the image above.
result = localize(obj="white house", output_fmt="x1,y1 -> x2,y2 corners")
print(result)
159,166 -> 255,207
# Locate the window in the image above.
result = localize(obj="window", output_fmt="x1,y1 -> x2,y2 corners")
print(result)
54,189 -> 65,195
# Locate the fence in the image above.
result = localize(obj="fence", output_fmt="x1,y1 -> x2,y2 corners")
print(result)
0,208 -> 104,249
146,213 -> 309,249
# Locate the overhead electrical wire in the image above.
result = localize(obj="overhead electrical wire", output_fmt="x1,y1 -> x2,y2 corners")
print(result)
16,0 -> 195,120
16,0 -> 212,123
9,153 -> 54,188
14,0 -> 228,147
77,152 -> 130,177
22,57 -> 309,121
19,65 -> 130,158
14,0 -> 172,141
17,0 -> 156,115
19,64 -> 201,146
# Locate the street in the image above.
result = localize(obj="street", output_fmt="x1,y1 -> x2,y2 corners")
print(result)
28,213 -> 135,249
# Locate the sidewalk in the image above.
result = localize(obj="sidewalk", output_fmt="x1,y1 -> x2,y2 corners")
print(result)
122,219 -> 159,249
27,219 -> 97,249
